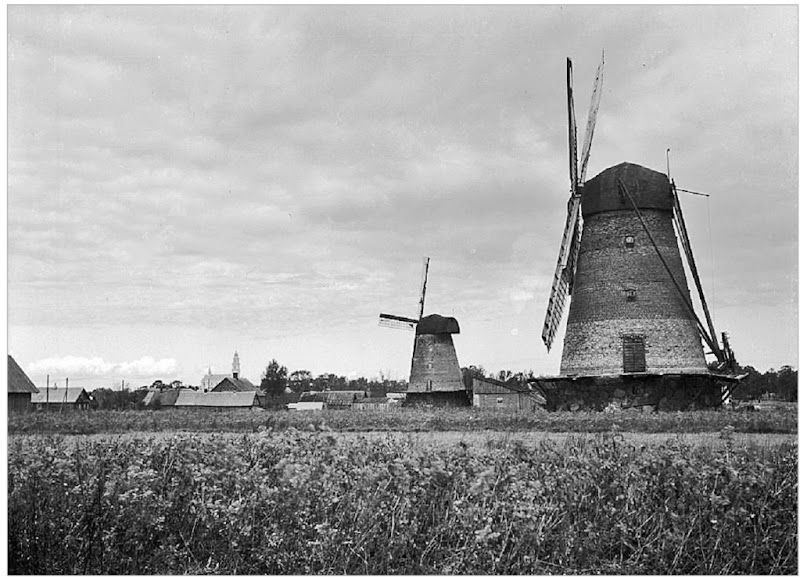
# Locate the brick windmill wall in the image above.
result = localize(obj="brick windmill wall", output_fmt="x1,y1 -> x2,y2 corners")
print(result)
560,162 -> 708,376
407,314 -> 467,403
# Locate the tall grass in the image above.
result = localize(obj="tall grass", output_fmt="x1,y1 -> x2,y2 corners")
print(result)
8,430 -> 797,574
8,405 -> 797,435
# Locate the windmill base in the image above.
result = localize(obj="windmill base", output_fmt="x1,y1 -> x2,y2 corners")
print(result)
532,373 -> 735,412
403,390 -> 471,407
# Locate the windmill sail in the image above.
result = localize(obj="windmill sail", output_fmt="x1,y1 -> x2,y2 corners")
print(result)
579,53 -> 604,184
418,257 -> 430,320
542,196 -> 581,349
541,55 -> 604,350
378,313 -> 417,330
566,58 -> 579,195
378,257 -> 431,332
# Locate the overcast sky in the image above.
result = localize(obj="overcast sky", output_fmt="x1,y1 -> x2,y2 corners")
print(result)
7,4 -> 798,389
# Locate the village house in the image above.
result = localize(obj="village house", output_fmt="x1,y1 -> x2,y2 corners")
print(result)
31,387 -> 94,411
300,390 -> 366,409
7,355 -> 40,413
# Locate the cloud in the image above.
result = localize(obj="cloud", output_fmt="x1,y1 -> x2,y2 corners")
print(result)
29,356 -> 177,379
6,5 -> 798,375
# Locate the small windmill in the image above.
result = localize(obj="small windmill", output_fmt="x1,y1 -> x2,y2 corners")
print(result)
536,55 -> 742,410
379,258 -> 467,404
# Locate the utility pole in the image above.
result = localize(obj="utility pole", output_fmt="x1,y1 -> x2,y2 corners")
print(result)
46,374 -> 50,406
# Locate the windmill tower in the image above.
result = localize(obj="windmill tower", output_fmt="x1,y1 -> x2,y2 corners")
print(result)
379,258 -> 468,405
537,56 -> 740,410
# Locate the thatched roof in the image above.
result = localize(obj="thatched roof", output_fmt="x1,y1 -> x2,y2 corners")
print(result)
174,390 -> 258,408
211,377 -> 257,392
7,356 -> 39,394
31,387 -> 88,404
416,314 -> 460,335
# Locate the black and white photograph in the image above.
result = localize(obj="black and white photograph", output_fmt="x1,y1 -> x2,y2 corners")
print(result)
5,3 -> 798,574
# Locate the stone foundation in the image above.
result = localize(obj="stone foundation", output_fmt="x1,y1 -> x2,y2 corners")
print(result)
534,373 -> 725,411
404,390 -> 471,407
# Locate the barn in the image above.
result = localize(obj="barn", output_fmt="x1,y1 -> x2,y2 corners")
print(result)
7,356 -> 40,413
300,390 -> 366,409
471,376 -> 545,411
31,387 -> 94,411
173,390 -> 260,409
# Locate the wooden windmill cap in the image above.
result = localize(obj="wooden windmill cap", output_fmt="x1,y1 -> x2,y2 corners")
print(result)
581,162 -> 672,217
416,314 -> 460,335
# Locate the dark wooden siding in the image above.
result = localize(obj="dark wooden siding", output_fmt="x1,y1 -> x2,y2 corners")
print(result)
8,393 -> 32,413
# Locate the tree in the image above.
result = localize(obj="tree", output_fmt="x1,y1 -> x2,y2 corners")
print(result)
261,359 -> 288,398
288,370 -> 312,393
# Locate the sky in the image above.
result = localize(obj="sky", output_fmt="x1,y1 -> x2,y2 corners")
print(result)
6,4 -> 798,389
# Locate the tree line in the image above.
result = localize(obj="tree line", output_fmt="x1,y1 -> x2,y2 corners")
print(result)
86,360 -> 797,410
733,365 -> 797,402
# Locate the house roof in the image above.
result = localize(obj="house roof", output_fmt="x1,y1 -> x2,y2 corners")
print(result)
31,387 -> 87,404
174,390 -> 258,407
211,377 -> 257,392
7,356 -> 39,394
152,389 -> 181,406
472,376 -> 531,395
201,373 -> 230,389
300,390 -> 366,404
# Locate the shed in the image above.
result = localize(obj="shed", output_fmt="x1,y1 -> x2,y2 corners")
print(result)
31,387 -> 94,411
174,390 -> 259,409
7,356 -> 40,413
471,376 -> 544,411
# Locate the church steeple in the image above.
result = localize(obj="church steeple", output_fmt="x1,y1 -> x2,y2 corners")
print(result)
232,351 -> 240,379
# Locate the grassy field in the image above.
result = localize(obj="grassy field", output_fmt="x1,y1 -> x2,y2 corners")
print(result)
8,403 -> 798,435
7,428 -> 797,574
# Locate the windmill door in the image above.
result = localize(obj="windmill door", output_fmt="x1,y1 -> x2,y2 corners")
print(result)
622,335 -> 646,373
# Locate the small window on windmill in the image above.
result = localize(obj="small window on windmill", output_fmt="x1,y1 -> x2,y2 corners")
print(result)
622,335 -> 646,373
426,380 -> 432,392
625,288 -> 637,302
624,235 -> 635,249
496,397 -> 504,405
427,363 -> 433,370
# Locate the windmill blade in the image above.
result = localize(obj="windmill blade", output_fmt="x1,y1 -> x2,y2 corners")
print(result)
418,257 -> 430,320
542,196 -> 582,350
567,58 -> 579,196
563,212 -> 583,291
379,313 -> 418,331
578,52 -> 605,184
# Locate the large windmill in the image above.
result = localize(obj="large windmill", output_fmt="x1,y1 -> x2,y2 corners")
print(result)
379,258 -> 468,405
537,56 -> 741,410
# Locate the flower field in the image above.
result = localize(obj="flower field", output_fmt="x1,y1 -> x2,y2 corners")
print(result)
8,428 -> 797,574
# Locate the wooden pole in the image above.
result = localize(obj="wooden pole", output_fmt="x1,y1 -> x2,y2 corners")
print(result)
617,178 -> 719,356
671,180 -> 722,357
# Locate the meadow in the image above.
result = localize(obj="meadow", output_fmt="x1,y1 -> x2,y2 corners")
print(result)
7,427 -> 797,574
